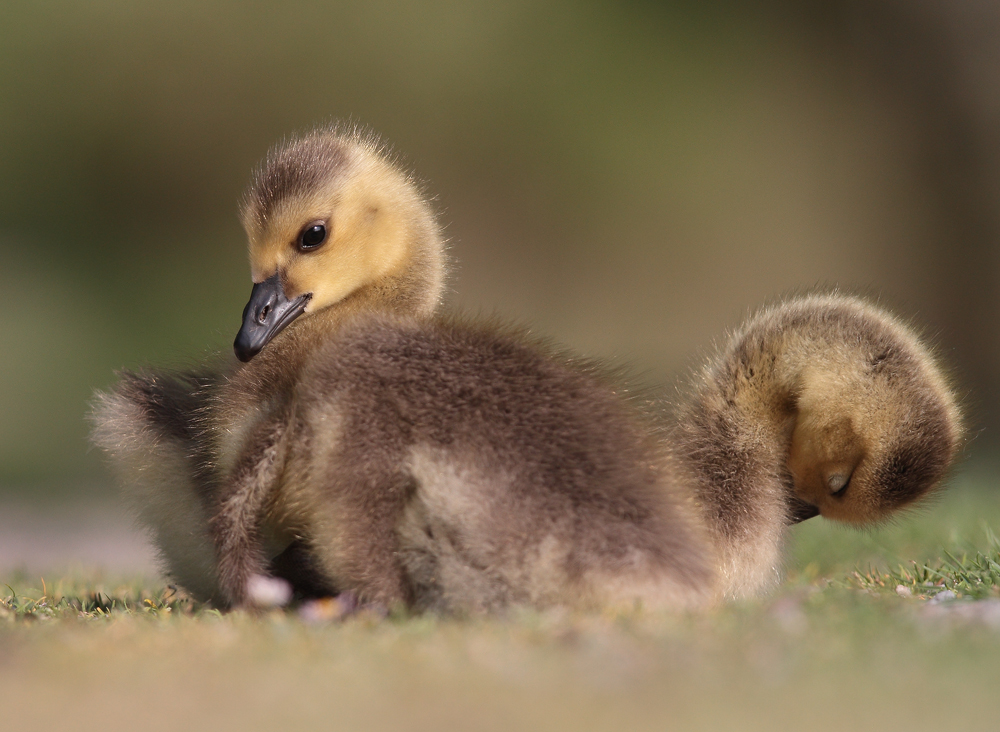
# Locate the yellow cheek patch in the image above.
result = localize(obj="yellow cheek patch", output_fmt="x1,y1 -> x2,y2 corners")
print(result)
292,258 -> 366,311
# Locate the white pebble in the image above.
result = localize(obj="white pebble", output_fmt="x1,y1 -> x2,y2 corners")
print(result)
895,585 -> 913,597
246,575 -> 293,608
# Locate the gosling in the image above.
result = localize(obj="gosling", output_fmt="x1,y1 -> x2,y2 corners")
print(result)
91,126 -> 962,611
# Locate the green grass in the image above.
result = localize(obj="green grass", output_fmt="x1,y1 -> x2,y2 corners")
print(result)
3,469 -> 1000,732
850,527 -> 1000,600
0,579 -> 191,622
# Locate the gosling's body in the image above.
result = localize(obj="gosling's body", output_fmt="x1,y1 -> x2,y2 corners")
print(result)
92,126 -> 962,611
226,313 -> 713,611
95,316 -> 716,611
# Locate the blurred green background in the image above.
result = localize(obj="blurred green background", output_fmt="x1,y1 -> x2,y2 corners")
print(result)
1,0 -> 998,491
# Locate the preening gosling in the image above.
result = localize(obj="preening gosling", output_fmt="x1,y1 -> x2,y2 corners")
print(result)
91,126 -> 962,612
674,294 -> 962,598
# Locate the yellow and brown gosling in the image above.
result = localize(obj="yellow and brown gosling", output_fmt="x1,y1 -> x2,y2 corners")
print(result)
674,294 -> 962,599
91,126 -> 962,612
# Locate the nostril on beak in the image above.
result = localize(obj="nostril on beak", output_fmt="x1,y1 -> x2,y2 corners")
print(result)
258,304 -> 271,324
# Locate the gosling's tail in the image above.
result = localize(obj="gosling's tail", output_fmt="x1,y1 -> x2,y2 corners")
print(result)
90,370 -> 223,602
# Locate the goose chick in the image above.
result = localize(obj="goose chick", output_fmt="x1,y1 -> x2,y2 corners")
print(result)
93,127 -> 716,612
91,127 -> 962,612
90,130 -> 445,604
675,294 -> 963,599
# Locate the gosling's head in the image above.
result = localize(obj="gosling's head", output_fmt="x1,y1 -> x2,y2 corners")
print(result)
785,299 -> 963,526
234,126 -> 445,362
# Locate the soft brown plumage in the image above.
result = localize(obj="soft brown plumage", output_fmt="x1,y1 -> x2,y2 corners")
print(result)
91,125 -> 962,612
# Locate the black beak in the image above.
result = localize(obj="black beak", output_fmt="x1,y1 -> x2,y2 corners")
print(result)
788,496 -> 821,525
234,273 -> 312,362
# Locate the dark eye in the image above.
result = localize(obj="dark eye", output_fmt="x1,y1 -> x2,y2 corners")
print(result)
298,222 -> 327,250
